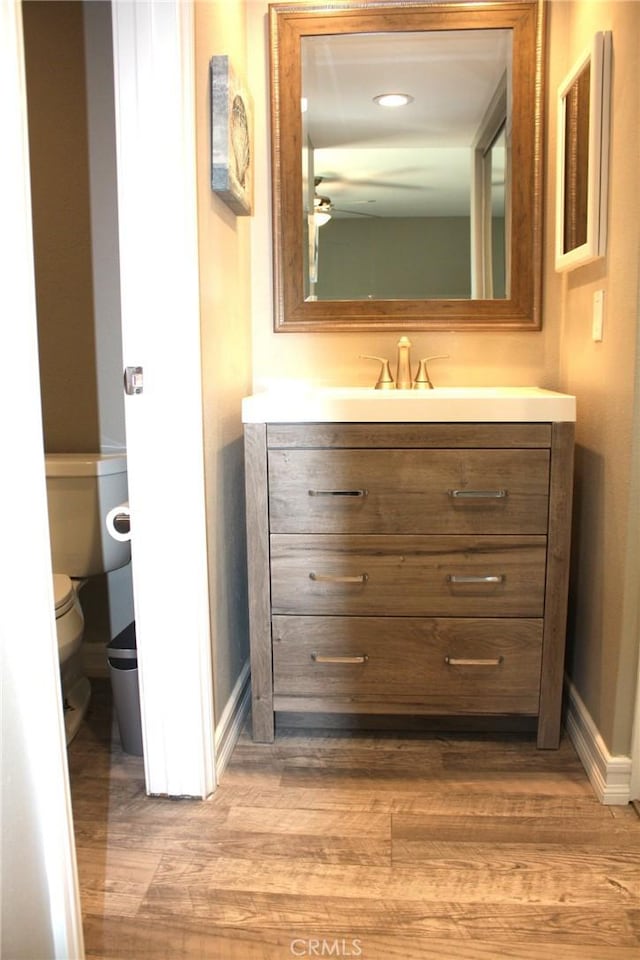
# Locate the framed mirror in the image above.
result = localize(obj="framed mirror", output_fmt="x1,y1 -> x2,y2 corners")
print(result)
269,0 -> 545,332
555,31 -> 611,272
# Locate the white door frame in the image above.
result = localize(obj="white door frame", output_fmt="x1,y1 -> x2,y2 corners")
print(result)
1,2 -> 83,956
111,0 -> 216,798
2,2 -> 212,953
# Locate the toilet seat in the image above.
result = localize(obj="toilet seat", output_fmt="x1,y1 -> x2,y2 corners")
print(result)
51,573 -> 87,744
53,573 -> 76,619
53,573 -> 84,666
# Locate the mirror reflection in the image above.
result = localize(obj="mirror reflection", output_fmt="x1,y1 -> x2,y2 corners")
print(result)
270,0 -> 544,332
489,125 -> 508,298
562,62 -> 590,255
302,29 -> 513,302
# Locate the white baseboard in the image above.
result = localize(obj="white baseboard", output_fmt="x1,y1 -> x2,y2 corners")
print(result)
565,679 -> 632,804
214,660 -> 251,779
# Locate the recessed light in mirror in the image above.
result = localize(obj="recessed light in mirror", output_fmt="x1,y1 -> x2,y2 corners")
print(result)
373,93 -> 414,108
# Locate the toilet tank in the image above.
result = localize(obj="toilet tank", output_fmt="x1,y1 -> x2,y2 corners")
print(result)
45,453 -> 131,578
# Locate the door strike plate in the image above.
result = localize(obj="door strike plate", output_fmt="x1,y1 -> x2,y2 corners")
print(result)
124,366 -> 144,395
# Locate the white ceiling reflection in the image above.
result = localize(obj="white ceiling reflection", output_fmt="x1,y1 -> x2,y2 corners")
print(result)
303,29 -> 512,218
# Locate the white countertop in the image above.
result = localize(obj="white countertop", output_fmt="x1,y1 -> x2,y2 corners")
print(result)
242,386 -> 576,424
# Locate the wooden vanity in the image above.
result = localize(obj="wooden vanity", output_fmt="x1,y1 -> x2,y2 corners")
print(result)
243,391 -> 575,748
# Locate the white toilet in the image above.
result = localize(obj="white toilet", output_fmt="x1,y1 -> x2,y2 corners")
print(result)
45,453 -> 130,744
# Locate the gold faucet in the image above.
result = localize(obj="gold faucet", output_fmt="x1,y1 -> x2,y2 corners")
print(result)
360,341 -> 449,389
395,336 -> 413,389
413,355 -> 450,390
358,354 -> 395,389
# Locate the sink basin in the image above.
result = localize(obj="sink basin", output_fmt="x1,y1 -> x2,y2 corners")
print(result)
242,385 -> 576,424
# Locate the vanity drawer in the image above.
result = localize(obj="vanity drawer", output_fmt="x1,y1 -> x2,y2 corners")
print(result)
270,535 -> 547,617
267,423 -> 553,450
272,616 -> 543,715
268,448 -> 550,535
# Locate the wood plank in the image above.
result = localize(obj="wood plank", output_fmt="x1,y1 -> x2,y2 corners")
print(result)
243,423 -> 274,741
72,807 -> 231,854
268,447 -> 550,534
270,534 -> 547,616
225,805 -> 390,838
81,915 -> 305,960
267,422 -> 552,449
74,845 -> 162,919
272,616 -> 542,713
229,724 -> 586,775
230,725 -> 548,757
81,913 -> 640,960
147,892 -> 640,948
139,853 -> 640,908
76,821 -> 388,867
392,840 -> 640,873
71,776 -> 211,824
274,697 -> 537,716
69,690 -> 640,960
208,784 -> 614,820
278,766 -> 595,797
391,813 -> 640,847
538,421 -> 575,747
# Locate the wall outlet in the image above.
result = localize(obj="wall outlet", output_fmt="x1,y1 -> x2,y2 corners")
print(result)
592,290 -> 605,341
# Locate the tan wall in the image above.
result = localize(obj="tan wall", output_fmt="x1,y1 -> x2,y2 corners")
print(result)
546,0 -> 640,755
22,0 -> 100,452
247,0 -> 560,393
195,1 -> 253,723
23,0 -> 125,455
247,0 -> 640,755
23,1 -> 132,660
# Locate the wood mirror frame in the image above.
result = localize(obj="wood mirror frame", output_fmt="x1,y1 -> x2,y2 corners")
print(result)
270,0 -> 545,333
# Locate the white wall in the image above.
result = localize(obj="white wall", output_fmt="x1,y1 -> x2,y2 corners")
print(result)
1,2 -> 83,955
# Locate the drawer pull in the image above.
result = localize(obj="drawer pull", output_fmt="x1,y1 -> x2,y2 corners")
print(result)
447,574 -> 505,584
448,489 -> 508,500
308,489 -> 368,498
311,653 -> 369,664
309,572 -> 369,584
445,655 -> 504,667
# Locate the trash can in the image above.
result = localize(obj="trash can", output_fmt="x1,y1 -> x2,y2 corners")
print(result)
107,622 -> 143,756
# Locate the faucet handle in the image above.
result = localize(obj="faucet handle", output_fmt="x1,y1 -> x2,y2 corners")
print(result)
413,355 -> 449,390
359,355 -> 395,390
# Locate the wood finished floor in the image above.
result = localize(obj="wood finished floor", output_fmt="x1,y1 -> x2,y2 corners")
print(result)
68,681 -> 640,960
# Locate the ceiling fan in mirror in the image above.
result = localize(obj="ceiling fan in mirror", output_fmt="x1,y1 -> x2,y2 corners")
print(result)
315,170 -> 425,191
313,173 -> 432,223
313,176 -> 382,221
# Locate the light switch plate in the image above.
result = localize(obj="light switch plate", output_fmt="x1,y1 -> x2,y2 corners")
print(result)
593,290 -> 604,341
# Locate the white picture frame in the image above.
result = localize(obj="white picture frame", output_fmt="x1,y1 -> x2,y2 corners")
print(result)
555,32 -> 611,272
